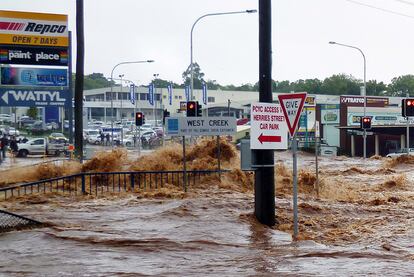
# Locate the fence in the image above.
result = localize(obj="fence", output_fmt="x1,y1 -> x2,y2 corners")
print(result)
0,209 -> 45,233
0,170 -> 224,201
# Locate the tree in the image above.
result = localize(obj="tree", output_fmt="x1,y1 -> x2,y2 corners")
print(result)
291,79 -> 322,94
27,107 -> 38,119
72,72 -> 114,90
182,62 -> 205,89
366,80 -> 387,96
320,74 -> 360,95
388,75 -> 414,96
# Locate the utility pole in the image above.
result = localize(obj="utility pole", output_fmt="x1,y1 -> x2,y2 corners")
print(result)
227,99 -> 231,116
74,0 -> 84,160
253,0 -> 275,226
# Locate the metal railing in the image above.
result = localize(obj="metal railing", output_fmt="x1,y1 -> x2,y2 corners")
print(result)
0,170 -> 224,201
0,209 -> 45,233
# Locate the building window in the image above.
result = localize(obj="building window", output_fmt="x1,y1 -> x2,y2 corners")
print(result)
208,97 -> 215,103
175,96 -> 179,99
163,95 -> 167,99
179,96 -> 182,99
140,93 -> 147,100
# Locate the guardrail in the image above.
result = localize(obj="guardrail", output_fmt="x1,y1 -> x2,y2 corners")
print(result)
0,170 -> 223,201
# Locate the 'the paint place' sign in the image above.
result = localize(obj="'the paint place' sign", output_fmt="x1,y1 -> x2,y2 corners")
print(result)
250,102 -> 288,150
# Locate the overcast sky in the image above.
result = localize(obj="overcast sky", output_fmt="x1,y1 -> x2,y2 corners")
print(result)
1,0 -> 414,87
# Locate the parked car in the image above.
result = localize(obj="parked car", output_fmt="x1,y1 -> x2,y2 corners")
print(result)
28,121 -> 48,134
46,122 -> 59,130
386,148 -> 414,158
0,114 -> 12,123
49,132 -> 68,143
7,127 -> 20,136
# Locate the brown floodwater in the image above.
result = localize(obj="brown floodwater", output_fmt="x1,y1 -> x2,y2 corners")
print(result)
1,188 -> 413,276
0,141 -> 413,275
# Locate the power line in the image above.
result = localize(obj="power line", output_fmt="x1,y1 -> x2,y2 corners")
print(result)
393,0 -> 414,6
344,0 -> 414,19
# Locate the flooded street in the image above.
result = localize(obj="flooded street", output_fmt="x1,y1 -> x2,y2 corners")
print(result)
1,191 -> 413,276
0,141 -> 413,276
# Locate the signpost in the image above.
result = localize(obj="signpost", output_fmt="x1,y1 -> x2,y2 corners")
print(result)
250,102 -> 288,150
278,92 -> 307,240
315,120 -> 320,197
166,116 -> 237,191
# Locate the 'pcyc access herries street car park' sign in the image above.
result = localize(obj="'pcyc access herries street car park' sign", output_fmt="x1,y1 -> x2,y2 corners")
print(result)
166,117 -> 236,136
250,102 -> 288,150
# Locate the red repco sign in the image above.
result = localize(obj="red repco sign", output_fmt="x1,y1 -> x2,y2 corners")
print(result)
340,96 -> 389,107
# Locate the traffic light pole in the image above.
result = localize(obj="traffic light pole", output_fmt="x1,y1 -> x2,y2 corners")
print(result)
253,0 -> 275,227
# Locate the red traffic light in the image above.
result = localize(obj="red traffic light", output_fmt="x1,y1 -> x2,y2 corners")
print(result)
408,100 -> 413,106
363,118 -> 370,122
137,113 -> 142,118
188,103 -> 195,109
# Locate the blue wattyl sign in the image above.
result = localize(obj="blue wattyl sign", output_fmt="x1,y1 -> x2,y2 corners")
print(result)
0,88 -> 69,107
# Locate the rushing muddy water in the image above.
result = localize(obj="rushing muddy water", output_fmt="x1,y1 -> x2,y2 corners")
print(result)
1,143 -> 413,275
1,189 -> 413,276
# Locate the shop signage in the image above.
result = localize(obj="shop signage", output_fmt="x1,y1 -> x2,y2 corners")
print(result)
0,87 -> 69,107
340,96 -> 389,107
0,45 -> 68,66
0,10 -> 68,47
1,67 -> 67,87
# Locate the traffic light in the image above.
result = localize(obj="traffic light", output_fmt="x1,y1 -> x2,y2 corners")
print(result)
402,99 -> 414,117
197,102 -> 202,117
187,101 -> 197,117
360,116 -> 371,129
163,109 -> 170,125
135,112 -> 144,126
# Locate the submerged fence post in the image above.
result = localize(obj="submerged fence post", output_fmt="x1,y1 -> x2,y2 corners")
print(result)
131,173 -> 135,190
81,174 -> 86,194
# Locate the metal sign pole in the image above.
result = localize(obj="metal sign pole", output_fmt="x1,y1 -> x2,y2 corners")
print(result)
216,135 -> 221,181
315,136 -> 319,198
292,134 -> 299,240
138,128 -> 141,157
182,136 -> 188,192
315,120 -> 319,197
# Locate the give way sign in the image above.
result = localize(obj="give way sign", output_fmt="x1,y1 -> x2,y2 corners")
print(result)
278,92 -> 307,137
250,102 -> 288,150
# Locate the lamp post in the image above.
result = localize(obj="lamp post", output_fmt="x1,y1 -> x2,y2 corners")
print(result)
190,9 -> 257,100
153,73 -> 159,127
329,41 -> 367,158
110,60 -> 154,147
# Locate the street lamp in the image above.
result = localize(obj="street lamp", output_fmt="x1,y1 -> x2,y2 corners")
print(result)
190,9 -> 257,100
110,60 -> 154,147
153,73 -> 159,127
329,41 -> 367,158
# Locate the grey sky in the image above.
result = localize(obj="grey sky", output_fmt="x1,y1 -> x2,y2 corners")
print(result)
1,0 -> 414,87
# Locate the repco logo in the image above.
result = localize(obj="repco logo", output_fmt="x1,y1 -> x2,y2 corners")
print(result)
25,22 -> 66,35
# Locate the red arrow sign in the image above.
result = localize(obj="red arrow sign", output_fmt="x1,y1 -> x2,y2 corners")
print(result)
258,133 -> 281,144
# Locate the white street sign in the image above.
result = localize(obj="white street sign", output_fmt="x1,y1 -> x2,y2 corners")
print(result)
278,93 -> 307,137
166,117 -> 236,136
250,102 -> 288,150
